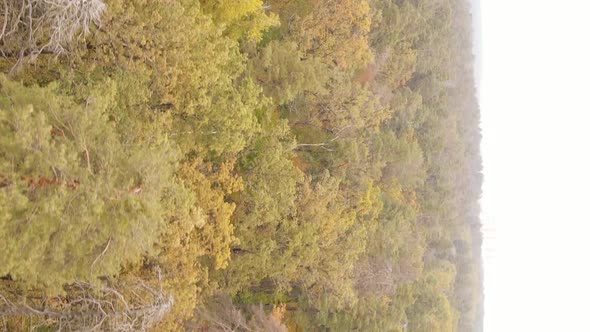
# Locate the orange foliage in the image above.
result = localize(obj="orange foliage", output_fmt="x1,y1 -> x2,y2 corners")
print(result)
271,304 -> 287,326
291,154 -> 310,173
355,62 -> 377,85
19,175 -> 80,190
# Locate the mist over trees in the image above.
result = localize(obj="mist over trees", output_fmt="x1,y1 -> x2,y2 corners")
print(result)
0,0 -> 482,331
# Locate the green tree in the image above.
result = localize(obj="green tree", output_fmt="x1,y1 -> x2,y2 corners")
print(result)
251,40 -> 328,105
220,111 -> 303,294
0,75 -> 187,292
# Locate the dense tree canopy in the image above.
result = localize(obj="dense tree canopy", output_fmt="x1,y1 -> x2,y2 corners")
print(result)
0,76 -> 186,292
0,0 -> 482,331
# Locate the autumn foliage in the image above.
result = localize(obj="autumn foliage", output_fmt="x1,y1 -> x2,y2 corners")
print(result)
0,0 -> 482,331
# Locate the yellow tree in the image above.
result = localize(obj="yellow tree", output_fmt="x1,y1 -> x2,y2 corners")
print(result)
291,0 -> 373,69
200,0 -> 279,41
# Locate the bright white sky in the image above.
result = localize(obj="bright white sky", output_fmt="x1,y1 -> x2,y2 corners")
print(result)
480,1 -> 590,331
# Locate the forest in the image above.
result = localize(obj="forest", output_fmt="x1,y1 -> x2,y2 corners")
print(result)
0,0 -> 483,331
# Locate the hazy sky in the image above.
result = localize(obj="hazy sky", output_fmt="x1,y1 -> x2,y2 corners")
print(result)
480,1 -> 590,331
469,0 -> 482,88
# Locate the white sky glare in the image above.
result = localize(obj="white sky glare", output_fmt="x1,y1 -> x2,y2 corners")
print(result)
480,1 -> 590,331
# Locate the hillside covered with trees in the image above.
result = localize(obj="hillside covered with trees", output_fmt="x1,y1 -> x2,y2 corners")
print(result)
0,0 -> 482,331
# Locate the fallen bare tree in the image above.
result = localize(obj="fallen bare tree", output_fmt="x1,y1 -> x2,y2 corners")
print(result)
192,294 -> 287,332
0,0 -> 105,63
0,275 -> 172,331
294,125 -> 353,152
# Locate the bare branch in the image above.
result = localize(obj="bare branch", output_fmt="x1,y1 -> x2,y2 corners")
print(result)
195,294 -> 287,332
294,125 -> 353,152
90,236 -> 111,271
0,0 -> 106,66
0,276 -> 172,331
